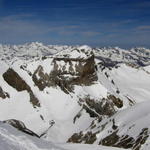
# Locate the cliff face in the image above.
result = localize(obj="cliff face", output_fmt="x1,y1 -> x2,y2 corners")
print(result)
32,49 -> 97,93
3,68 -> 40,107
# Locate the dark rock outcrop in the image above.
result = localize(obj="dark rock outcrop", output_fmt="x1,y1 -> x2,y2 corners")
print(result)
107,95 -> 123,108
68,126 -> 149,150
3,119 -> 39,138
68,131 -> 97,144
32,52 -> 97,93
99,128 -> 149,150
0,86 -> 9,99
68,117 -> 149,150
78,96 -> 116,118
3,68 -> 40,107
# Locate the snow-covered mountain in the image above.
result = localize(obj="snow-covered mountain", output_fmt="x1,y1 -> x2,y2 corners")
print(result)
0,42 -> 149,65
0,42 -> 150,150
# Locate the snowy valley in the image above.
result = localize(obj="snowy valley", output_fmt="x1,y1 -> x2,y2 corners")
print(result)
0,42 -> 150,150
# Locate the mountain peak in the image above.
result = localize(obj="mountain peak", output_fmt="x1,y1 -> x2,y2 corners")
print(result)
78,45 -> 92,50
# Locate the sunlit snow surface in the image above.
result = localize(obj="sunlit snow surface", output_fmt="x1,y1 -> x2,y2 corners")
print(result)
0,43 -> 150,150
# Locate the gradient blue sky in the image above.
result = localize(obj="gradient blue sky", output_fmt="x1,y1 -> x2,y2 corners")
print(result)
0,0 -> 150,48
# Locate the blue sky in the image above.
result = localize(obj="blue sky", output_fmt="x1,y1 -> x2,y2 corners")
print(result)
0,0 -> 150,48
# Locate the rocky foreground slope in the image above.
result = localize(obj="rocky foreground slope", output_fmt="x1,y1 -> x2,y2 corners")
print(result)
0,42 -> 150,150
1,121 -> 124,150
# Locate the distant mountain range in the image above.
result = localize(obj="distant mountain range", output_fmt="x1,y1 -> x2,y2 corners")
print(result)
0,42 -> 149,65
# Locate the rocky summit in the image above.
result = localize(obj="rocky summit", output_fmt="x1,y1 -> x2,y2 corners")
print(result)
0,42 -> 150,150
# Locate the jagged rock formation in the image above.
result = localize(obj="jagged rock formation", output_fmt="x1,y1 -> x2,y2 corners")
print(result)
99,128 -> 149,150
68,122 -> 149,150
68,99 -> 150,150
78,96 -> 116,118
32,52 -> 97,93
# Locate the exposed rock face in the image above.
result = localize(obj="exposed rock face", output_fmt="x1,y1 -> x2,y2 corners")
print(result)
68,131 -> 97,144
3,68 -> 40,107
68,123 -> 149,150
32,65 -> 52,91
99,128 -> 149,150
68,94 -> 124,144
68,103 -> 150,150
0,86 -> 9,99
3,119 -> 39,138
32,50 -> 97,93
78,96 -> 116,118
106,95 -> 123,108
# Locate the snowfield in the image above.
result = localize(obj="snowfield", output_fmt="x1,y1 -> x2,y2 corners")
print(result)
0,42 -> 150,150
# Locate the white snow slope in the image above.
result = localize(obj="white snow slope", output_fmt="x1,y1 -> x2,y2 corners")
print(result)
0,42 -> 150,150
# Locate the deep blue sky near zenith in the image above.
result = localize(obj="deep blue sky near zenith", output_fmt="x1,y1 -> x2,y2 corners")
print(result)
0,0 -> 150,48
